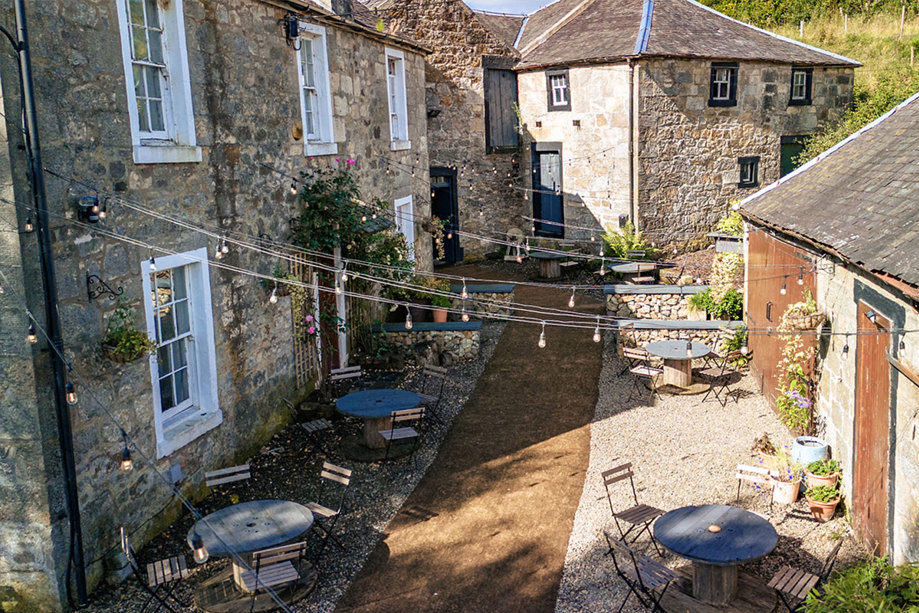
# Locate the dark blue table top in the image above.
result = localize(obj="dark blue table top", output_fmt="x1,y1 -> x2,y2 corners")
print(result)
645,340 -> 711,360
529,251 -> 566,260
609,262 -> 659,273
653,504 -> 778,566
336,388 -> 420,419
187,500 -> 313,556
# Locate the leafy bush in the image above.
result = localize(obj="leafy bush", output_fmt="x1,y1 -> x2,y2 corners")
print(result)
803,557 -> 919,612
601,221 -> 653,259
715,211 -> 744,236
700,0 -> 917,29
805,485 -> 840,502
689,288 -> 714,312
807,458 -> 842,476
689,288 -> 744,320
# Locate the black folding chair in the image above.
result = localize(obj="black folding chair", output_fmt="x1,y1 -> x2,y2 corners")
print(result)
413,365 -> 448,425
769,537 -> 844,611
699,350 -> 747,406
306,462 -> 352,556
601,463 -> 665,555
120,528 -> 189,613
604,532 -> 676,613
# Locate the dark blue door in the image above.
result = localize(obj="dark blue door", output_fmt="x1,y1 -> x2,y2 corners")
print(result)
532,147 -> 563,237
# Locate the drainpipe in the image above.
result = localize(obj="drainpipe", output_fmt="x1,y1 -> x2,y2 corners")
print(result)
10,0 -> 88,605
627,59 -> 638,228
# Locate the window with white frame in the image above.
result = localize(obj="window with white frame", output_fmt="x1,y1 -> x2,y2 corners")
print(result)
385,48 -> 410,149
709,62 -> 738,107
394,196 -> 415,261
115,0 -> 200,164
789,66 -> 813,106
142,248 -> 221,457
546,69 -> 570,111
297,23 -> 337,156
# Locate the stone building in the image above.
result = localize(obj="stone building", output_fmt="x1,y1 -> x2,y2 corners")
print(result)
373,0 -> 857,255
740,91 -> 919,563
0,0 -> 428,609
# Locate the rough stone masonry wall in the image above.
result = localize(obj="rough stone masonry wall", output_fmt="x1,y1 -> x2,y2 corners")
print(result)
637,58 -> 854,248
813,262 -> 919,564
618,327 -> 727,347
384,0 -> 524,257
517,64 -> 632,240
606,292 -> 696,320
0,1 -> 428,607
384,329 -> 481,361
450,291 -> 515,318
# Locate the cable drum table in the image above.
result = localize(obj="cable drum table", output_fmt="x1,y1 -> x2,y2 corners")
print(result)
336,388 -> 421,450
644,340 -> 710,392
653,504 -> 778,609
528,251 -> 565,279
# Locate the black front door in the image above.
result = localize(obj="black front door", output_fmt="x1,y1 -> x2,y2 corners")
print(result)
532,146 -> 563,237
430,167 -> 461,263
780,135 -> 807,177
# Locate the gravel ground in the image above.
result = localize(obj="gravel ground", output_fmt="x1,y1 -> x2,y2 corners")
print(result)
554,333 -> 868,613
84,321 -> 506,613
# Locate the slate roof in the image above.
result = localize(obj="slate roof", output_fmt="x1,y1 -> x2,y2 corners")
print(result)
473,11 -> 526,52
739,91 -> 919,290
514,0 -> 858,69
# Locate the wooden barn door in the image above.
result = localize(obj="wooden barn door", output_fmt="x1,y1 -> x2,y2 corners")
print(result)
853,302 -> 891,554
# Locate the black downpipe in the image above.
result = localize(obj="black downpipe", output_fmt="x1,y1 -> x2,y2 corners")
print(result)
11,0 -> 88,606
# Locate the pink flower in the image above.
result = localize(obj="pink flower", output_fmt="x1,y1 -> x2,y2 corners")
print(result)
335,158 -> 341,163
305,315 -> 314,322
346,159 -> 356,165
307,326 -> 316,334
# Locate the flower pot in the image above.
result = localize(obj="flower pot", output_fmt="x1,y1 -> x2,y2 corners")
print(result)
805,471 -> 840,489
432,308 -> 448,323
792,436 -> 828,467
786,311 -> 825,330
102,343 -> 144,364
409,305 -> 430,324
771,477 -> 801,504
805,494 -> 840,522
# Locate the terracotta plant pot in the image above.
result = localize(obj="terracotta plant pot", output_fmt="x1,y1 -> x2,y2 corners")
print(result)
805,494 -> 840,522
805,471 -> 840,489
771,477 -> 801,504
433,308 -> 448,323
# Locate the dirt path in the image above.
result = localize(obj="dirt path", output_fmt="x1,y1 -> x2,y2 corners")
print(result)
336,267 -> 604,613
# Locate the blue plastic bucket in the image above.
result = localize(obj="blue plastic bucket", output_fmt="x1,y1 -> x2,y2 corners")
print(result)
791,436 -> 828,468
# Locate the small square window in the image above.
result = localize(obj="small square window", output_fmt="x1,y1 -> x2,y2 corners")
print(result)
546,69 -> 571,111
789,67 -> 813,106
738,156 -> 760,188
709,62 -> 738,107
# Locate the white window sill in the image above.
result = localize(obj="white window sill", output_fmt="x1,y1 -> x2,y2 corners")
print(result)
134,144 -> 202,165
305,141 -> 339,156
156,408 -> 223,459
390,139 -> 411,151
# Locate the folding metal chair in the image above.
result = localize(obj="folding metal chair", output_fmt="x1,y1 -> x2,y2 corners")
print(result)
736,463 -> 775,513
601,463 -> 665,555
306,462 -> 352,556
624,349 -> 663,402
617,322 -> 651,373
699,350 -> 746,406
237,541 -> 309,594
327,365 -> 363,399
414,364 -> 448,425
379,407 -> 425,465
283,398 -> 334,456
204,464 -> 250,489
769,537 -> 844,611
120,528 -> 189,613
604,532 -> 676,613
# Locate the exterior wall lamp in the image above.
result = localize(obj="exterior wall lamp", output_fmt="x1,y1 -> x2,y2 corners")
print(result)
76,195 -> 105,223
865,309 -> 878,324
283,13 -> 301,50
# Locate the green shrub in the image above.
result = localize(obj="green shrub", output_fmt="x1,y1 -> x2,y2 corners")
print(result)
601,221 -> 653,259
803,557 -> 919,612
689,288 -> 743,320
689,288 -> 714,312
715,211 -> 744,237
723,327 -> 750,368
807,458 -> 841,476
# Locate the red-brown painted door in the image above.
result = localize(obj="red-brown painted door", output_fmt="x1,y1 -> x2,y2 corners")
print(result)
853,301 -> 890,554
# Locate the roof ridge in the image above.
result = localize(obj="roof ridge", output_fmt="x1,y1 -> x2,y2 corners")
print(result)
633,0 -> 654,55
518,0 -> 600,56
739,89 -> 919,210
680,0 -> 860,66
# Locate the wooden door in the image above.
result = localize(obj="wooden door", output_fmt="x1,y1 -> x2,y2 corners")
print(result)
484,68 -> 518,152
853,301 -> 891,554
430,169 -> 461,263
532,148 -> 563,237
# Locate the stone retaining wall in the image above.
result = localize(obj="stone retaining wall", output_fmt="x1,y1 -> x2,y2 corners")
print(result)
606,285 -> 707,320
384,329 -> 481,362
451,291 -> 514,319
619,327 -> 724,347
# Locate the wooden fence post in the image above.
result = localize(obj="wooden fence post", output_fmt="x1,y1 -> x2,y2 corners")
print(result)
900,4 -> 906,40
799,20 -> 804,37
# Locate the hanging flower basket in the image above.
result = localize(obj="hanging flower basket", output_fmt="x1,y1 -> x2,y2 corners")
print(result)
102,342 -> 146,364
784,311 -> 825,330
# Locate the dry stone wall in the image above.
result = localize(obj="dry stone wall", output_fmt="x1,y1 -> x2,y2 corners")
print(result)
606,289 -> 705,320
450,291 -> 515,319
383,328 -> 481,361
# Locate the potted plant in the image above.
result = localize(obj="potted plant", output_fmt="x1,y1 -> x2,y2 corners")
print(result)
804,485 -> 841,522
805,458 -> 841,489
431,293 -> 452,322
762,448 -> 803,505
102,301 -> 156,363
783,288 -> 824,330
271,264 -> 297,297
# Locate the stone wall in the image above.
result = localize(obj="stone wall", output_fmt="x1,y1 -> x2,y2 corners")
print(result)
606,285 -> 707,320
0,1 -> 429,608
637,58 -> 854,248
383,327 -> 481,361
383,0 -> 525,257
449,289 -> 515,319
517,64 -> 632,240
617,325 -> 735,348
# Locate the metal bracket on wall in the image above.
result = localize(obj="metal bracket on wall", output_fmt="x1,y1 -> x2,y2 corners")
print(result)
86,273 -> 124,301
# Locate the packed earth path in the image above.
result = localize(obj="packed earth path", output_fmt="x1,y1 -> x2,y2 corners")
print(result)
336,264 -> 605,613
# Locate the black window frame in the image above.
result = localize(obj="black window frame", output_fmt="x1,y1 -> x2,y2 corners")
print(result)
545,68 -> 571,112
738,156 -> 760,188
788,66 -> 813,106
709,62 -> 738,107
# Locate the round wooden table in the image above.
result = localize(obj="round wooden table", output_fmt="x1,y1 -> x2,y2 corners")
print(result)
653,504 -> 778,606
336,388 -> 420,449
609,261 -> 658,283
644,340 -> 710,388
528,251 -> 565,279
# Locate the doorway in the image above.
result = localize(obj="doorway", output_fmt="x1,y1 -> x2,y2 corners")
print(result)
531,144 -> 563,237
853,301 -> 891,554
780,135 -> 807,177
430,167 -> 462,263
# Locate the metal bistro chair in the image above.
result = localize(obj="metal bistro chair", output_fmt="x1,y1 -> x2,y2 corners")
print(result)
306,462 -> 352,555
601,463 -> 665,555
702,326 -> 737,369
604,532 -> 676,613
625,350 -> 663,402
204,464 -> 251,489
413,364 -> 448,425
120,527 -> 190,613
237,541 -> 309,595
379,407 -> 425,465
736,463 -> 776,513
768,538 -> 845,612
617,323 -> 650,373
327,365 -> 364,399
699,350 -> 748,406
283,398 -> 334,457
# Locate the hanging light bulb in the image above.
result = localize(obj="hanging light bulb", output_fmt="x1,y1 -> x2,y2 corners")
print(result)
191,532 -> 209,564
341,268 -> 349,283
479,209 -> 484,217
599,256 -> 606,276
447,231 -> 453,239
899,335 -> 906,351
842,334 -> 850,355
797,268 -> 804,285
516,254 -> 523,264
335,279 -> 342,295
214,243 -> 223,259
568,289 -> 576,309
686,341 -> 693,358
149,257 -> 156,272
740,343 -> 749,355
361,214 -> 367,222
780,278 -> 787,295
289,181 -> 298,195
593,317 -> 601,343
221,239 -> 229,254
461,302 -> 469,322
120,446 -> 133,472
24,217 -> 33,232
66,381 -> 77,404
461,279 -> 468,300
538,322 -> 547,349
405,307 -> 413,330
269,284 -> 278,304
27,323 -> 37,344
